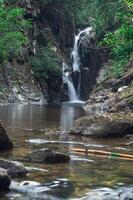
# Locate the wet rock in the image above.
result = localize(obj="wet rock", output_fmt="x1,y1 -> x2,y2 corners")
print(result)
10,178 -> 74,199
81,186 -> 133,200
70,113 -> 133,138
0,123 -> 13,150
25,148 -> 70,164
0,167 -> 11,191
0,159 -> 28,177
10,180 -> 40,191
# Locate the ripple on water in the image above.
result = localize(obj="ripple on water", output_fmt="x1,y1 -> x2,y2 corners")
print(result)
25,138 -> 106,148
70,155 -> 94,163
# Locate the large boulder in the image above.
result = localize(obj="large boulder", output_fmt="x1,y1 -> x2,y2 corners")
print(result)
25,148 -> 70,164
0,159 -> 28,178
0,167 -> 11,191
0,123 -> 13,150
70,113 -> 133,138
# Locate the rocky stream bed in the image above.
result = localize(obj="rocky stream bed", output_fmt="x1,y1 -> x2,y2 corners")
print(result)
0,104 -> 133,200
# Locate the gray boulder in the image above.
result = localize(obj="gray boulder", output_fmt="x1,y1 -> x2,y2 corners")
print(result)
0,159 -> 28,177
0,123 -> 13,150
25,148 -> 70,164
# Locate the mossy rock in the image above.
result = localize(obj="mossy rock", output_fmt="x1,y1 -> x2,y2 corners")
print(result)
70,113 -> 133,138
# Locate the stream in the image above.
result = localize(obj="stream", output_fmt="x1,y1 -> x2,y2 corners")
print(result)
0,104 -> 132,199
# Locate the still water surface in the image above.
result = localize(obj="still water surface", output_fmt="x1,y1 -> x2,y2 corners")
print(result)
0,104 -> 132,199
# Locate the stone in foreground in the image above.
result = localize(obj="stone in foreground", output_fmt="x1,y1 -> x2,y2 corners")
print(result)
0,159 -> 28,178
0,167 -> 11,191
0,123 -> 13,150
25,148 -> 70,164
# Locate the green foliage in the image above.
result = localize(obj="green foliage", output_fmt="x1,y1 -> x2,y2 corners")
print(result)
0,0 -> 132,80
0,0 -> 31,64
30,43 -> 61,80
101,1 -> 133,77
121,0 -> 133,8
73,1 -> 121,34
111,59 -> 129,77
33,0 -> 133,79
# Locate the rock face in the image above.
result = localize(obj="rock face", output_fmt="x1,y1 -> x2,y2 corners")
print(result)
70,113 -> 133,138
0,60 -> 43,104
0,167 -> 11,191
25,148 -> 70,164
84,63 -> 133,112
80,48 -> 105,100
0,123 -> 13,151
110,83 -> 133,112
36,4 -> 74,103
0,159 -> 28,178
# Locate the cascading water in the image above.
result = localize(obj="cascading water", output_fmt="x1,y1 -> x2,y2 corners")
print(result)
65,72 -> 79,101
63,27 -> 93,104
72,27 -> 93,72
63,63 -> 79,102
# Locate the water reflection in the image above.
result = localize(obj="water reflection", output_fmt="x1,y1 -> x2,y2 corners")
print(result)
60,105 -> 76,131
0,104 -> 85,136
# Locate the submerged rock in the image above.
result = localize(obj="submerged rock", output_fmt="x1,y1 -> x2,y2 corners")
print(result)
25,148 -> 70,164
70,113 -> 133,138
0,167 -> 11,191
0,159 -> 28,177
0,123 -> 13,150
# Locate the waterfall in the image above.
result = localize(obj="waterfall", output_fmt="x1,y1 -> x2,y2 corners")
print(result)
63,27 -> 93,104
63,63 -> 79,102
72,27 -> 93,72
65,72 -> 79,101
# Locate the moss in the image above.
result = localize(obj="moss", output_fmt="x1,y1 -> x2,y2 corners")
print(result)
127,96 -> 133,104
116,86 -> 133,102
122,89 -> 133,99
